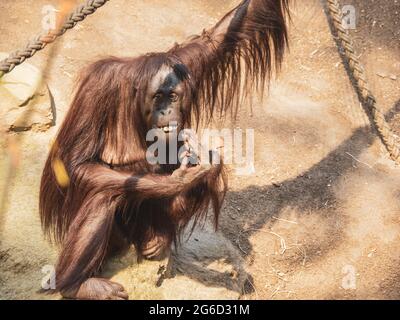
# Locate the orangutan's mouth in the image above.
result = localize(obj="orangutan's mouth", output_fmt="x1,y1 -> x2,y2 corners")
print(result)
154,121 -> 180,133
160,124 -> 178,133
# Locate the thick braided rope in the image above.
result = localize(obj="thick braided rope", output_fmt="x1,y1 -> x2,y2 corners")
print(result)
0,0 -> 109,76
326,0 -> 400,163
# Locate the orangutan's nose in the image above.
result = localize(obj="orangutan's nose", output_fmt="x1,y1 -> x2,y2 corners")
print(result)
159,109 -> 172,116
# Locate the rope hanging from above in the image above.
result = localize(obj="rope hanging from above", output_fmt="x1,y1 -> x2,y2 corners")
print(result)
0,0 -> 110,77
325,0 -> 400,164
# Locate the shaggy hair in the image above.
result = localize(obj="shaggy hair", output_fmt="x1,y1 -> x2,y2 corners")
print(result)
39,0 -> 289,293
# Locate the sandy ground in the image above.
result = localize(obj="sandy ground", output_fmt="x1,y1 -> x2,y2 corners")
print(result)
1,0 -> 400,300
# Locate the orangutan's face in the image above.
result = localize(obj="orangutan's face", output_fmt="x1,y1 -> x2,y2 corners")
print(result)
142,65 -> 185,139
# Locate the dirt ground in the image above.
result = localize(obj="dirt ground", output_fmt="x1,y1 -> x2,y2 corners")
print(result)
1,0 -> 400,300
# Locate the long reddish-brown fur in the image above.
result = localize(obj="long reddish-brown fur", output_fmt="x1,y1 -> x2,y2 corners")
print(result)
39,0 -> 289,295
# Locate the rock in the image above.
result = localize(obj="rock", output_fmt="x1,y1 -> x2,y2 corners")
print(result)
103,222 -> 249,300
0,52 -> 55,132
376,72 -> 387,78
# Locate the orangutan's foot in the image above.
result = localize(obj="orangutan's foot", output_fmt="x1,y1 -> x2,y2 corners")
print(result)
141,235 -> 170,260
61,278 -> 128,300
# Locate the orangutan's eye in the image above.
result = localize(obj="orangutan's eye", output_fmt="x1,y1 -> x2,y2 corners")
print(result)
169,93 -> 178,102
153,93 -> 162,100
